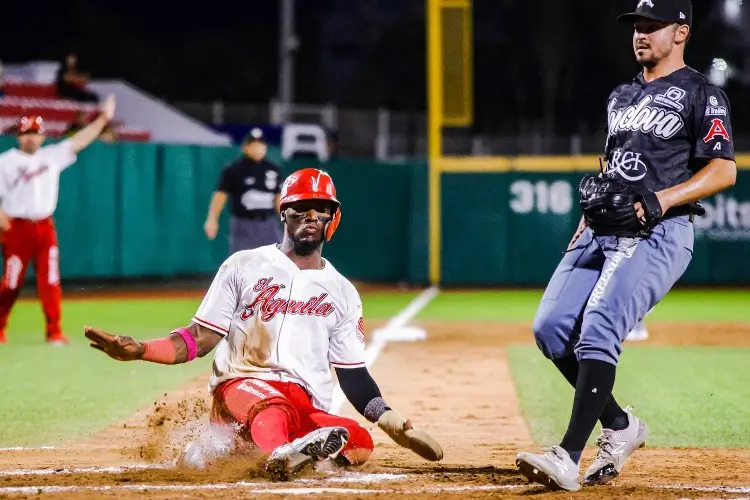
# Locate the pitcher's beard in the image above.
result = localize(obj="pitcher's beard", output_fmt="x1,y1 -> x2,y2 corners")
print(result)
640,58 -> 657,69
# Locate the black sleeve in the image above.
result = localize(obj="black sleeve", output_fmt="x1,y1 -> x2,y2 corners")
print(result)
335,367 -> 384,418
217,166 -> 232,193
692,84 -> 735,162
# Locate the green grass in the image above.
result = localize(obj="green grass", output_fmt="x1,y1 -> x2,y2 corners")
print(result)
418,289 -> 750,322
359,292 -> 418,319
421,288 -> 750,449
507,345 -> 750,448
0,293 -> 411,447
418,290 -> 543,322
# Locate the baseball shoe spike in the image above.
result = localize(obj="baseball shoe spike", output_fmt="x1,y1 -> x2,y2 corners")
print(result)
516,445 -> 581,491
583,406 -> 649,486
265,426 -> 349,481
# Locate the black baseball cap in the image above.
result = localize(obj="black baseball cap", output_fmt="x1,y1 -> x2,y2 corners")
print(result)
242,127 -> 266,144
618,0 -> 692,27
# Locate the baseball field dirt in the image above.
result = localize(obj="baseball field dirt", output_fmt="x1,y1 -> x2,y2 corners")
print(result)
1,318 -> 749,499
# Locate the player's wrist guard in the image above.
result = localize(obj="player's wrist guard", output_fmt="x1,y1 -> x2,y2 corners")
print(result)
364,397 -> 391,423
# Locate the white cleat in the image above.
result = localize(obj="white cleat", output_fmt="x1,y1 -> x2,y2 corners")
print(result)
583,406 -> 649,486
265,426 -> 349,481
516,445 -> 582,491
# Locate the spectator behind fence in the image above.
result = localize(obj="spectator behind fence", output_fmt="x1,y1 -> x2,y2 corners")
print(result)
56,53 -> 99,103
204,128 -> 282,254
65,111 -> 117,143
99,123 -> 116,143
64,111 -> 90,136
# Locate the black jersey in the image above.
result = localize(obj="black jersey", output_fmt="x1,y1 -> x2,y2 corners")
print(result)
603,66 -> 734,195
217,157 -> 281,219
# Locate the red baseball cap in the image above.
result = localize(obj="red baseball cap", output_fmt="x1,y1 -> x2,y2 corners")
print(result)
18,116 -> 45,135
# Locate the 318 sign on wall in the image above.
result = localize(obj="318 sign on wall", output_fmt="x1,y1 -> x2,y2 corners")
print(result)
509,180 -> 573,215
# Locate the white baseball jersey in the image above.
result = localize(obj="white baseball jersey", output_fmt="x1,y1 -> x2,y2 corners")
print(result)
193,244 -> 367,412
0,140 -> 77,220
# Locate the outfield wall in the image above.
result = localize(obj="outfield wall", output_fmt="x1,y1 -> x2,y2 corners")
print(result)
1,136 -> 748,286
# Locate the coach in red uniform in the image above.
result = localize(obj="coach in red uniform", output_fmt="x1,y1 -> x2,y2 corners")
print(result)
0,94 -> 116,344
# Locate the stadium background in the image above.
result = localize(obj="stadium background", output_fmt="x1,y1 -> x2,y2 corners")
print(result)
0,1 -> 749,499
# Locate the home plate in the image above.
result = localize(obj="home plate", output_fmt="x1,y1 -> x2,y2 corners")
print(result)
375,326 -> 427,342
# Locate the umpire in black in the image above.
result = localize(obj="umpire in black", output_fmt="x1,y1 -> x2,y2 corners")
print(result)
204,127 -> 283,254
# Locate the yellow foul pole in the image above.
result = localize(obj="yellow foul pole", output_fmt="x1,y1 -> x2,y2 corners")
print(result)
427,0 -> 442,286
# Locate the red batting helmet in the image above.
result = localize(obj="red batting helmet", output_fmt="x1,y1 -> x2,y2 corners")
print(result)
279,168 -> 341,241
18,116 -> 45,135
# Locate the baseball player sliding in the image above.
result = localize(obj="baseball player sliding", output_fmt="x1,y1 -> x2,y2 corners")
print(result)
516,0 -> 736,491
0,95 -> 117,344
85,168 -> 443,480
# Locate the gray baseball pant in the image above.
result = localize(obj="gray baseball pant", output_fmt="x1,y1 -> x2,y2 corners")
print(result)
532,216 -> 694,365
229,215 -> 283,255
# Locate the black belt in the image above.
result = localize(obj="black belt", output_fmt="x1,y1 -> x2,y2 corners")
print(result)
664,203 -> 701,223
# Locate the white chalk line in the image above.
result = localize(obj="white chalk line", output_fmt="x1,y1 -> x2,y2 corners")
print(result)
330,286 -> 439,414
2,480 -> 750,497
677,497 -> 750,500
0,482 -> 523,496
1,465 -> 749,497
3,465 -> 750,494
0,446 -> 57,452
298,471 -> 410,483
665,485 -> 750,494
0,464 -> 171,476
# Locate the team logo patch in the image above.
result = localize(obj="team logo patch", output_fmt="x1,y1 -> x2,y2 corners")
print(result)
637,0 -> 654,8
705,95 -> 727,116
703,119 -> 730,143
356,317 -> 365,343
605,149 -> 648,182
654,86 -> 685,111
705,105 -> 727,117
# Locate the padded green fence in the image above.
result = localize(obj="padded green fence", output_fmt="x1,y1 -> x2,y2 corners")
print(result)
440,170 -> 750,286
0,137 -> 427,284
0,135 -> 747,286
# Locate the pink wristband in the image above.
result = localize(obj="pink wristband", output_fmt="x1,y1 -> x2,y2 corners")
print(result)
173,327 -> 198,362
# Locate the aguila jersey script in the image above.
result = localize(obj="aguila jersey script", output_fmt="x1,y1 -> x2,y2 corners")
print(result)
192,245 -> 367,412
604,66 -> 734,193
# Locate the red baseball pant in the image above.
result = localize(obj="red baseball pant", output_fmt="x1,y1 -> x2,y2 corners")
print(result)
0,217 -> 62,338
211,378 -> 374,466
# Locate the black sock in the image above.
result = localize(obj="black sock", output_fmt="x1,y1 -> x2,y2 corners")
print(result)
559,359 -> 617,464
552,355 -> 628,431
